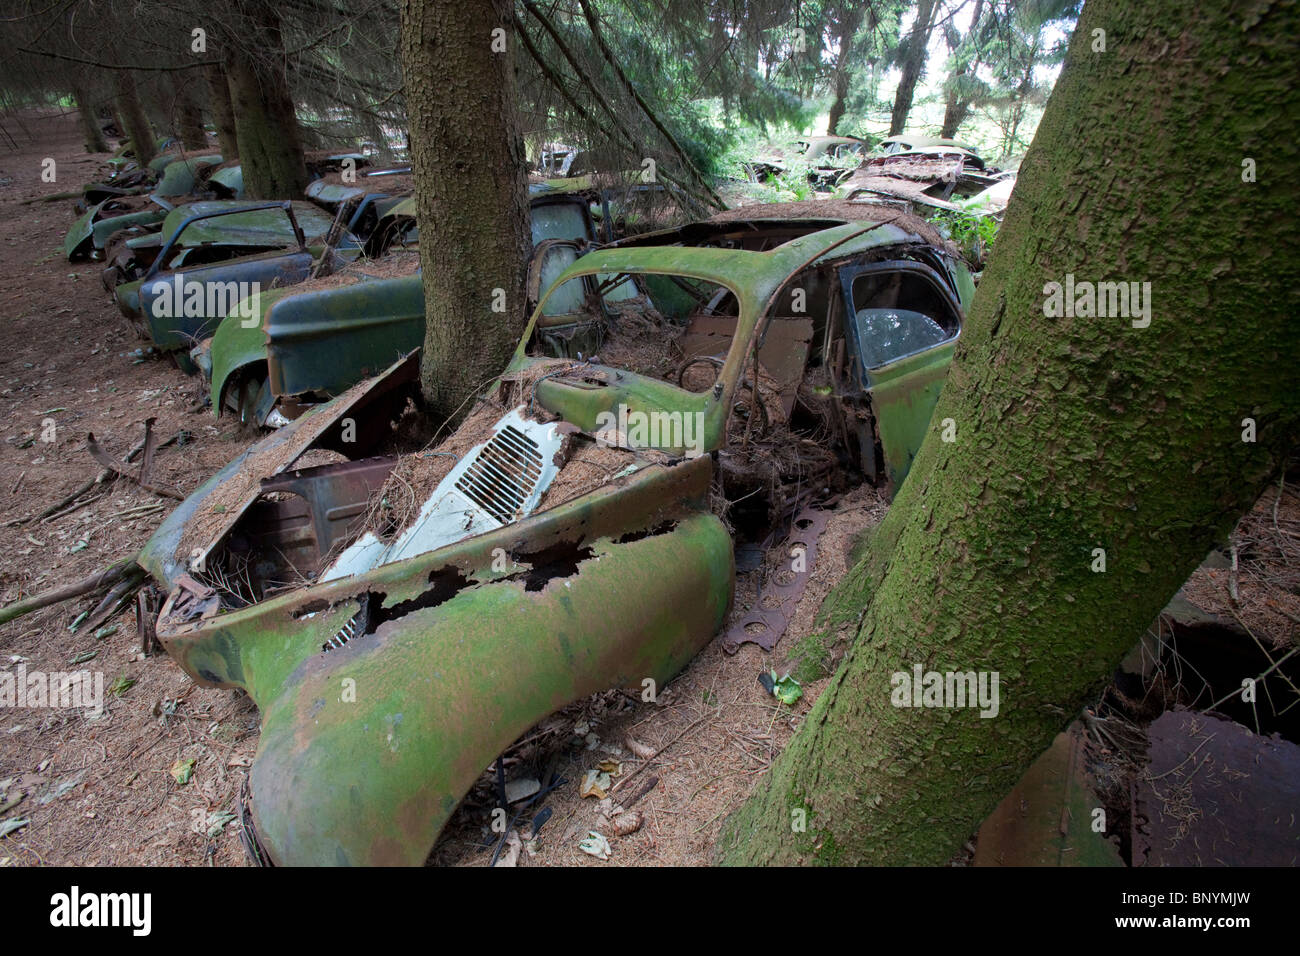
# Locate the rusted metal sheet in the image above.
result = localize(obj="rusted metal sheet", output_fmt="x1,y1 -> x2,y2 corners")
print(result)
974,723 -> 1123,867
138,352 -> 420,587
249,457 -> 397,573
1135,711 -> 1300,866
722,507 -> 830,653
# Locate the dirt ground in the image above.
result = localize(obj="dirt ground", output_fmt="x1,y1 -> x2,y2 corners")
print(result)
0,110 -> 266,866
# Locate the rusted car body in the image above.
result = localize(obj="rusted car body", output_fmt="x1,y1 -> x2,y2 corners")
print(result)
138,207 -> 970,866
65,194 -> 173,261
837,152 -> 1009,210
199,186 -> 601,426
65,155 -> 241,261
746,135 -> 868,189
874,134 -> 975,156
109,201 -> 361,371
67,151 -> 366,261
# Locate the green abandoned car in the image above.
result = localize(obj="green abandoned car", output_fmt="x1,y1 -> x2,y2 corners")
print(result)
107,201 -> 361,371
198,183 -> 603,426
137,204 -> 971,865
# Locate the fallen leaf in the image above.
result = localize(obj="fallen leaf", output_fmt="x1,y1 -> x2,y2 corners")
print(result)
578,830 -> 611,861
170,758 -> 196,785
206,810 -> 236,838
504,777 -> 540,804
580,768 -> 611,799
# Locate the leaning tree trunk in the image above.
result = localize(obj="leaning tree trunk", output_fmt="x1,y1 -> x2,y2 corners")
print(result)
939,86 -> 968,139
826,70 -> 851,136
825,4 -> 862,135
204,63 -> 239,161
72,86 -> 107,153
224,10 -> 308,199
400,0 -> 531,419
888,0 -> 937,135
172,76 -> 208,151
719,0 -> 1300,866
940,0 -> 983,139
113,71 -> 156,164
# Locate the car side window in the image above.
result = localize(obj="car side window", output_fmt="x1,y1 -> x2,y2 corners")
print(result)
841,262 -> 960,372
531,201 -> 591,246
536,244 -> 586,317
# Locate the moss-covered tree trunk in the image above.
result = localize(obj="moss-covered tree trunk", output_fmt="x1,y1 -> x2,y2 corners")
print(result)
719,0 -> 1300,866
225,9 -> 308,199
172,76 -> 208,151
887,0 -> 937,136
400,0 -> 531,418
72,86 -> 107,153
205,63 -> 239,161
113,71 -> 155,165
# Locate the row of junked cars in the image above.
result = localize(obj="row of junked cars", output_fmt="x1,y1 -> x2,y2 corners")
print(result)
58,131 -> 1008,865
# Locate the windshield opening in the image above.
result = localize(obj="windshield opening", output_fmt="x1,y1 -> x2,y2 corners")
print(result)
526,267 -> 742,395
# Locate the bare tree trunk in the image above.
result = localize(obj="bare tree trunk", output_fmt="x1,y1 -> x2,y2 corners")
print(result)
173,76 -> 208,151
940,82 -> 970,139
888,0 -> 938,136
720,0 -> 1300,866
941,0 -> 984,139
204,63 -> 239,160
113,70 -> 156,164
401,0 -> 531,419
225,8 -> 308,199
72,85 -> 107,153
826,4 -> 862,135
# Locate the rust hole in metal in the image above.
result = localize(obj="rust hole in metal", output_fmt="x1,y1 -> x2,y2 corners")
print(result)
363,568 -> 473,635
771,568 -> 797,588
614,520 -> 678,544
511,541 -> 596,592
292,599 -> 330,620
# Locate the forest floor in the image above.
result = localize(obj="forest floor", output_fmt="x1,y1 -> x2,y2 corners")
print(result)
0,109 -> 1294,868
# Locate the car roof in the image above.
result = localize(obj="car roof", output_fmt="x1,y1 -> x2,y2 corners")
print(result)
546,218 -> 927,305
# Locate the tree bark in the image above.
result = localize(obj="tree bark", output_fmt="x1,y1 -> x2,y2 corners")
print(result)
939,83 -> 969,139
225,9 -> 308,199
888,0 -> 938,136
72,86 -> 108,153
401,0 -> 532,419
113,70 -> 156,164
172,76 -> 208,151
940,0 -> 983,140
719,0 -> 1300,866
825,5 -> 863,136
204,63 -> 239,160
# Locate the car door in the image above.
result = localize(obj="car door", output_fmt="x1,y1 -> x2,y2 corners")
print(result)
838,258 -> 963,490
137,203 -> 315,355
